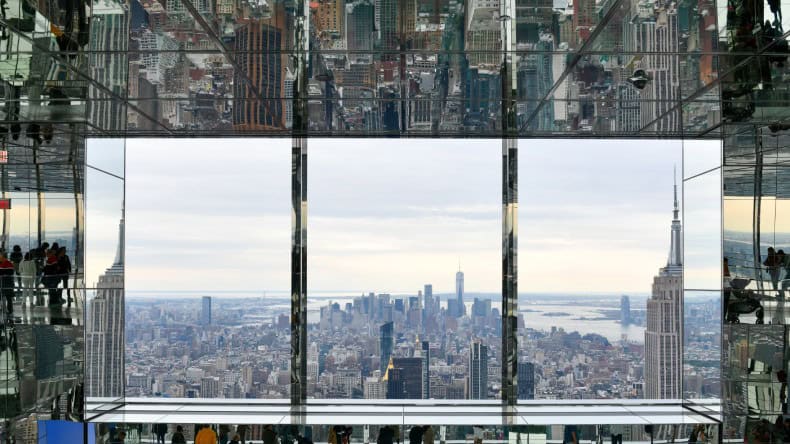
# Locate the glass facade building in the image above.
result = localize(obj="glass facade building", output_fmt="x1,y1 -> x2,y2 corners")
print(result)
0,0 -> 787,440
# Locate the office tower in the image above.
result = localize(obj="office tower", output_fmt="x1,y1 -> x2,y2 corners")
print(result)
86,214 -> 125,398
346,0 -> 375,51
233,16 -> 286,130
621,295 -> 631,325
517,362 -> 535,400
455,268 -> 465,317
423,284 -> 433,315
645,174 -> 683,399
201,296 -> 212,325
200,376 -> 220,398
385,357 -> 423,399
423,340 -> 431,399
468,340 -> 488,399
379,321 -> 394,373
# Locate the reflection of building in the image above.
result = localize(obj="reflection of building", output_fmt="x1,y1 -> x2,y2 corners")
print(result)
86,215 -> 125,398
468,340 -> 488,399
645,175 -> 683,399
89,0 -> 129,131
233,18 -> 286,129
346,0 -> 375,51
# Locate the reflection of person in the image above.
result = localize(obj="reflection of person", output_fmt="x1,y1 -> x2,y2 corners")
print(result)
20,253 -> 37,306
0,251 -> 16,314
229,434 -> 241,444
57,247 -> 72,305
765,247 -> 781,291
43,248 -> 60,305
9,245 -> 22,287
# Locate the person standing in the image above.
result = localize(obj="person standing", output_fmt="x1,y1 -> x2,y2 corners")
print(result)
196,425 -> 218,444
563,426 -> 578,444
423,426 -> 434,444
263,425 -> 278,444
473,427 -> 484,444
408,426 -> 423,444
236,425 -> 249,444
19,253 -> 37,307
153,423 -> 167,444
171,425 -> 186,444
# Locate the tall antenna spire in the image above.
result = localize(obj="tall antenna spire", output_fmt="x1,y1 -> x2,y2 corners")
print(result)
673,165 -> 679,221
667,166 -> 682,268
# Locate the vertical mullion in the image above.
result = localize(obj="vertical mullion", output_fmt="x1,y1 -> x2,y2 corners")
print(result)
291,0 -> 310,421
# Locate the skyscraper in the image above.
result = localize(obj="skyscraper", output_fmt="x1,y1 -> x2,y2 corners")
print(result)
620,295 -> 631,325
455,267 -> 465,318
201,296 -> 212,325
517,362 -> 535,400
379,321 -> 394,373
86,213 -> 125,398
424,284 -> 433,313
385,357 -> 423,399
420,340 -> 431,399
644,172 -> 683,399
468,340 -> 488,399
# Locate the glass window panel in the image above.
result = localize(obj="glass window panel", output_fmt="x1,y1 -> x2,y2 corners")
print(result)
309,138 -> 501,400
124,138 -> 290,399
519,139 -> 682,400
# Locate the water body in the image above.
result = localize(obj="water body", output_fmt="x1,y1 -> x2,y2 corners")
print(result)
521,303 -> 645,343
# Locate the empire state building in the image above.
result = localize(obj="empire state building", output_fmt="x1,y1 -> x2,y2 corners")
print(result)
86,211 -> 125,397
644,172 -> 683,399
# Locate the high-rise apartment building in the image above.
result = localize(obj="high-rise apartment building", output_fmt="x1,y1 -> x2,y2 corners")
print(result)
644,175 -> 683,399
468,340 -> 488,400
86,215 -> 125,398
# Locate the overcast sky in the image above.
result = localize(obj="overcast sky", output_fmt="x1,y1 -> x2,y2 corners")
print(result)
85,138 -> 721,295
